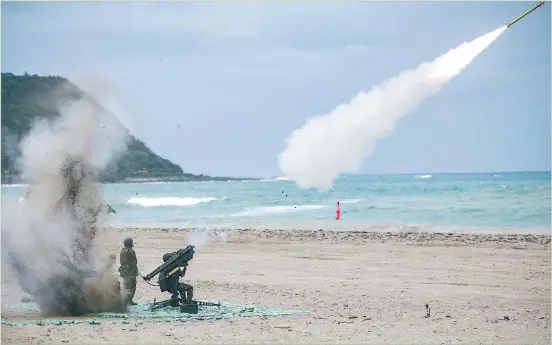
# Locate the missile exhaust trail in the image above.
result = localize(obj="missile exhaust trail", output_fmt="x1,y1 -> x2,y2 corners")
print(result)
507,1 -> 545,28
278,2 -> 546,190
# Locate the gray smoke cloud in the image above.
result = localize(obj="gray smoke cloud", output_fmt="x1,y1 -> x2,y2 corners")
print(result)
278,26 -> 507,190
1,78 -> 131,316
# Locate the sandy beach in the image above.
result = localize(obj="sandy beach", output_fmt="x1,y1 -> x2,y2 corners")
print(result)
2,227 -> 550,344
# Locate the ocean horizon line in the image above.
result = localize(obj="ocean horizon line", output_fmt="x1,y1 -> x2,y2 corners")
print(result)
2,169 -> 550,187
259,170 -> 550,180
342,170 -> 551,176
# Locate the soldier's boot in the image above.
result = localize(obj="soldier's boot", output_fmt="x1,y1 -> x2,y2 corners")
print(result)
170,291 -> 179,307
128,285 -> 138,305
124,295 -> 137,306
179,286 -> 193,302
128,295 -> 138,305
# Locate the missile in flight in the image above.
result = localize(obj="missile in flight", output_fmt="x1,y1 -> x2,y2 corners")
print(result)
507,1 -> 545,28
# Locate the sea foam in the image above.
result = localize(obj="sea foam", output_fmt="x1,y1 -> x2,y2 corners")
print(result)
234,204 -> 328,217
127,197 -> 217,207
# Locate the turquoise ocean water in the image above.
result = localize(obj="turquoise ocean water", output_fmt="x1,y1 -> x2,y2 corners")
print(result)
2,172 -> 550,233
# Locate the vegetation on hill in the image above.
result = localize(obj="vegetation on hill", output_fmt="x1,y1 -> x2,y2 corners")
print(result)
1,73 -> 252,184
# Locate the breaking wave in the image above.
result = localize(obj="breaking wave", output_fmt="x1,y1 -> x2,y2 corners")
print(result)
415,174 -> 433,179
127,197 -> 217,207
234,204 -> 328,217
2,184 -> 28,188
260,176 -> 292,182
340,199 -> 363,204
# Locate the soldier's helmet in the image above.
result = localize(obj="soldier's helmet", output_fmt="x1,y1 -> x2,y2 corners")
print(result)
123,237 -> 133,248
163,253 -> 174,262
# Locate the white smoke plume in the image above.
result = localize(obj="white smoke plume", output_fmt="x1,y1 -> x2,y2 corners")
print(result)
70,76 -> 136,136
187,229 -> 229,248
278,26 -> 507,190
1,78 -> 131,316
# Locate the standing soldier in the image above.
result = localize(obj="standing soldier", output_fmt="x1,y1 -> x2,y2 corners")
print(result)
119,237 -> 138,305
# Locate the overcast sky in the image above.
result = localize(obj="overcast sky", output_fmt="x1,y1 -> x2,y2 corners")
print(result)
2,1 -> 550,177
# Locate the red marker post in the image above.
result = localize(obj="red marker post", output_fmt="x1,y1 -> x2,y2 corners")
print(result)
336,201 -> 341,220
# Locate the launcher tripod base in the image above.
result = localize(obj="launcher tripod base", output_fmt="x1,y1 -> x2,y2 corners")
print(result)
150,297 -> 221,314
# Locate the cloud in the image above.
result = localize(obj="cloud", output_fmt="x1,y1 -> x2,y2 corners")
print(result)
2,2 -> 427,50
3,2 -> 256,40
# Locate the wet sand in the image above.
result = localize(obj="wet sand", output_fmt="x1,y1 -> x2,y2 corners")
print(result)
2,227 -> 550,344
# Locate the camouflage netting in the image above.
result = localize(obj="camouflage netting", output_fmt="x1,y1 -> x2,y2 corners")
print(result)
2,301 -> 307,326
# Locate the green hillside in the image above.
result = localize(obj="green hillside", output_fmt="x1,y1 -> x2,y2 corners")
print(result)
1,73 -> 245,184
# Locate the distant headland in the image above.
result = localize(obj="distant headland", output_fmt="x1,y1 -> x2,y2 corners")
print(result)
1,72 -> 260,185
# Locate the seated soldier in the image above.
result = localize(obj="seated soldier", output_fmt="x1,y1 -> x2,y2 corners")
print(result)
158,252 -> 194,307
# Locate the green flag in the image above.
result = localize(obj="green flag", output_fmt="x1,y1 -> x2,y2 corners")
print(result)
106,204 -> 116,214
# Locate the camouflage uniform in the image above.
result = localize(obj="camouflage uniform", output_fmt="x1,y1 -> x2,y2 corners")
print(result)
119,238 -> 138,305
159,252 -> 193,307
